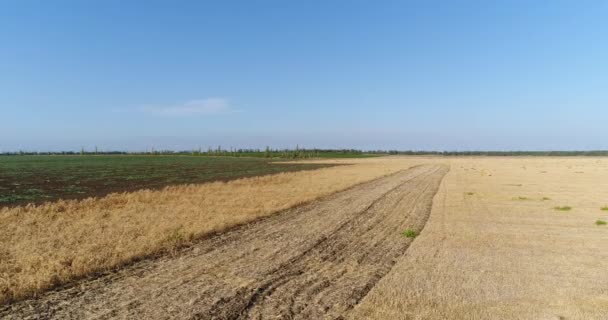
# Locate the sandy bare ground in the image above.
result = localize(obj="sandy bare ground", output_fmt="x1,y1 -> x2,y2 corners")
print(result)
1,164 -> 448,319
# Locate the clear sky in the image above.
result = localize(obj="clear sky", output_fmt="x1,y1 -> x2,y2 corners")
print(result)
1,1 -> 607,152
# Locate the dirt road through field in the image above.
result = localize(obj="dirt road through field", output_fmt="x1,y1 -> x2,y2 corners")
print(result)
1,164 -> 448,319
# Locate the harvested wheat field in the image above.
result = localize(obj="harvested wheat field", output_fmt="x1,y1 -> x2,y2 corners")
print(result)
351,157 -> 608,319
2,156 -> 608,319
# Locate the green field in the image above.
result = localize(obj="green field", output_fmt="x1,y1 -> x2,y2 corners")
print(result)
0,155 -> 338,207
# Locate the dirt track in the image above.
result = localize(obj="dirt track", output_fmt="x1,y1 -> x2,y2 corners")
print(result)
1,164 -> 448,320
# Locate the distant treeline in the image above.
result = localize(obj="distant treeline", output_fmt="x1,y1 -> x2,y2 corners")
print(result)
0,147 -> 374,159
2,148 -> 608,158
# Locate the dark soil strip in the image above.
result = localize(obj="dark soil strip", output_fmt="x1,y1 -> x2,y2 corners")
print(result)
0,155 -> 337,208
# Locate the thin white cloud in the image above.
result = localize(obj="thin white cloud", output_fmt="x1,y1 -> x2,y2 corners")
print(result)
139,98 -> 239,116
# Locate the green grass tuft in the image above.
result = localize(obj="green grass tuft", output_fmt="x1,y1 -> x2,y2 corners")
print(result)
542,197 -> 551,201
596,220 -> 607,226
554,206 -> 572,212
401,229 -> 418,238
601,207 -> 608,211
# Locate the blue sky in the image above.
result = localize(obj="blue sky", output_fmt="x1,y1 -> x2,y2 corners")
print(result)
1,1 -> 607,151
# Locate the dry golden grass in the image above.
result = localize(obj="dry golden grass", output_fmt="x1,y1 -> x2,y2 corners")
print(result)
0,157 -> 421,305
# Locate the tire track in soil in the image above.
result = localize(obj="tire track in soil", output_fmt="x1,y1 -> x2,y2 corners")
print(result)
1,164 -> 448,320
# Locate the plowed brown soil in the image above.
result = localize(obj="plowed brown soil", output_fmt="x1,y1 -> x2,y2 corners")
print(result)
1,164 -> 448,319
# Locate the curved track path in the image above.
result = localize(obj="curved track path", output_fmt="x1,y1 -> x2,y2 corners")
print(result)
1,164 -> 448,320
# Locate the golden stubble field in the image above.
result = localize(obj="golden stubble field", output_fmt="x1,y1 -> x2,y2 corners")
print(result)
351,157 -> 608,319
2,156 -> 608,319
